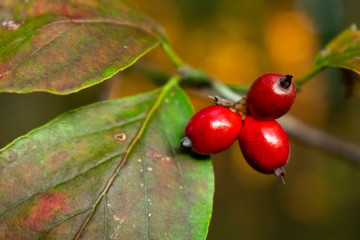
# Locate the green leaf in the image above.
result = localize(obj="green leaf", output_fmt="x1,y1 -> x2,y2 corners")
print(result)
297,24 -> 360,88
315,24 -> 360,73
0,0 -> 165,94
0,78 -> 214,239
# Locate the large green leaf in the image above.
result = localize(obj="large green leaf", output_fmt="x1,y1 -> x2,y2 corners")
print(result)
0,78 -> 214,239
0,0 -> 164,94
314,24 -> 360,73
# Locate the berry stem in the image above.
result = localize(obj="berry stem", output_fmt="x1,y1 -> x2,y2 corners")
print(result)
224,84 -> 250,94
160,38 -> 186,68
295,65 -> 324,89
177,65 -> 245,102
208,96 -> 235,107
210,80 -> 244,102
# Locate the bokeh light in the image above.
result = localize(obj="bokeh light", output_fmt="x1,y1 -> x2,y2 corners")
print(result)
265,11 -> 318,75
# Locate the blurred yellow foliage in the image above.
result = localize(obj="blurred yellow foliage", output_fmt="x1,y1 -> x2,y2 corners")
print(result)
200,40 -> 261,84
280,171 -> 332,223
265,11 -> 319,76
108,72 -> 157,99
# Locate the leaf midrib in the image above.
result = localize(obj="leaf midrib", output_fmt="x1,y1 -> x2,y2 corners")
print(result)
0,108 -> 148,219
73,76 -> 180,240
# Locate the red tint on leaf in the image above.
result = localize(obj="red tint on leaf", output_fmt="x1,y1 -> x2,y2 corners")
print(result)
23,192 -> 70,231
353,33 -> 360,41
316,24 -> 360,73
50,151 -> 70,167
312,24 -> 360,96
0,0 -> 164,94
59,4 -> 94,18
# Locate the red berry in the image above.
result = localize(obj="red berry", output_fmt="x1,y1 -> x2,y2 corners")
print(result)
182,105 -> 242,154
238,116 -> 289,182
246,73 -> 296,120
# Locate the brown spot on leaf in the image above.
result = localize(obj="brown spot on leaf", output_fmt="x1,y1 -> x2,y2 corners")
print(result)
23,192 -> 69,231
152,152 -> 162,161
114,132 -> 127,142
163,157 -> 173,162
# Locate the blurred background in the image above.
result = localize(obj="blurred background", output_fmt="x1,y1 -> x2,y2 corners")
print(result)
1,0 -> 360,239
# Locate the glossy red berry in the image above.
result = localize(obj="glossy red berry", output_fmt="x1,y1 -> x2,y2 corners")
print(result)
246,73 -> 296,120
182,105 -> 242,154
238,116 -> 289,182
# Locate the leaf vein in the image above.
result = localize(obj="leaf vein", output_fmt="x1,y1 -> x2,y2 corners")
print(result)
139,140 -> 151,240
0,151 -> 124,219
1,23 -> 74,78
163,129 -> 193,238
1,17 -> 161,82
72,77 -> 180,240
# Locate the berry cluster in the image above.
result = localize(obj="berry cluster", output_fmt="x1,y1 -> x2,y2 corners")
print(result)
181,73 -> 296,183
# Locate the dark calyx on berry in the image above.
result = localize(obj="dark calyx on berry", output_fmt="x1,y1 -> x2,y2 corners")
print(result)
181,136 -> 192,148
279,74 -> 293,89
246,73 -> 296,120
274,167 -> 286,185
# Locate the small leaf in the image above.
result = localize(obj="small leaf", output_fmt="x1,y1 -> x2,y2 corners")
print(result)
315,24 -> 360,73
0,79 -> 214,239
0,0 -> 165,94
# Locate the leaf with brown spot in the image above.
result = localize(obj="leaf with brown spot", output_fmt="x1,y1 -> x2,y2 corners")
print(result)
0,78 -> 214,239
0,0 -> 165,94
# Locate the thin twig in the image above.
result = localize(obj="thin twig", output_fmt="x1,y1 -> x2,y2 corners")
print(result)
278,114 -> 360,165
177,65 -> 246,102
